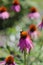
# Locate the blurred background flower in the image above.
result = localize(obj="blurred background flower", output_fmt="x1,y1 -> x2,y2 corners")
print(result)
0,6 -> 10,20
28,7 -> 40,19
28,24 -> 41,41
0,55 -> 17,65
11,0 -> 21,12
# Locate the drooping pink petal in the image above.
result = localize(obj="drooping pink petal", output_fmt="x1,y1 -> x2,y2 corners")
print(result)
14,62 -> 17,65
0,61 -> 5,65
26,37 -> 33,49
26,47 -> 31,53
18,39 -> 26,52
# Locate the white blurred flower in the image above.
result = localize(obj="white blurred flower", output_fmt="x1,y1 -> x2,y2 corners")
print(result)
9,34 -> 15,42
16,32 -> 20,40
7,41 -> 14,47
0,35 -> 7,47
15,26 -> 22,32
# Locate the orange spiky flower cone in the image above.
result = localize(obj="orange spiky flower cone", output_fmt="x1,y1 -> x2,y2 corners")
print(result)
30,7 -> 37,13
29,24 -> 36,32
13,0 -> 20,5
0,6 -> 7,12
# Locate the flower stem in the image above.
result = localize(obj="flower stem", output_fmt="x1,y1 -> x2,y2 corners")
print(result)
24,49 -> 26,65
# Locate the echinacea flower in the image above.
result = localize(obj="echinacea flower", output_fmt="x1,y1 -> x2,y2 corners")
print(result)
0,6 -> 10,20
29,24 -> 40,41
28,7 -> 40,19
38,18 -> 43,30
11,0 -> 21,12
29,24 -> 36,32
18,31 -> 33,53
0,55 -> 17,65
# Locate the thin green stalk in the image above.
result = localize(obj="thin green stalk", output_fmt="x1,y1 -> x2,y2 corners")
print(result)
24,49 -> 27,65
27,54 -> 29,65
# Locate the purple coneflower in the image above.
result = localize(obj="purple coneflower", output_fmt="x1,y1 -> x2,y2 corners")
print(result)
0,55 -> 17,65
11,0 -> 21,12
0,6 -> 10,20
28,7 -> 40,19
18,31 -> 33,53
29,24 -> 40,40
18,31 -> 33,65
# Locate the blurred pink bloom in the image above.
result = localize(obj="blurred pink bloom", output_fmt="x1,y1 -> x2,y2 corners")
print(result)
0,61 -> 16,65
28,12 -> 40,19
18,36 -> 33,53
14,5 -> 21,12
0,6 -> 10,20
28,24 -> 39,40
30,31 -> 38,40
11,5 -> 21,12
0,61 -> 5,65
0,11 -> 10,20
0,55 -> 17,65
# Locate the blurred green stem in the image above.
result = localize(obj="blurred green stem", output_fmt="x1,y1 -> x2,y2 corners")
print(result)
24,49 -> 27,65
27,53 -> 30,65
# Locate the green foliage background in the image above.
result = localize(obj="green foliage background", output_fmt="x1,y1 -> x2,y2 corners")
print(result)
0,0 -> 43,65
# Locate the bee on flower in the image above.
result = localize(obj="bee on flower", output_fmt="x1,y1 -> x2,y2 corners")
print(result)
28,7 -> 40,19
0,55 -> 17,65
11,0 -> 21,12
0,6 -> 10,20
18,31 -> 33,53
